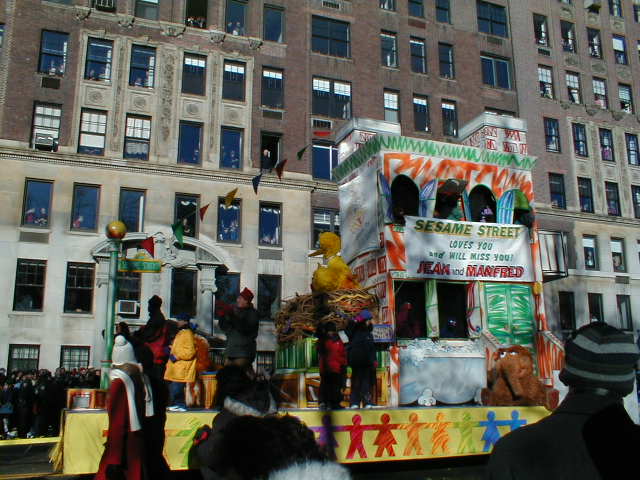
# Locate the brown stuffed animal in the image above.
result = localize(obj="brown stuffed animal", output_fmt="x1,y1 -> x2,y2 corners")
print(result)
481,345 -> 557,409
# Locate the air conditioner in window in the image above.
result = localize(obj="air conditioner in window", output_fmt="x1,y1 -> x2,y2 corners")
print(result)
34,133 -> 56,151
311,118 -> 333,130
94,0 -> 116,11
116,300 -> 139,315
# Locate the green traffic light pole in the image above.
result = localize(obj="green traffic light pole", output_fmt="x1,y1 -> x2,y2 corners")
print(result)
100,221 -> 127,390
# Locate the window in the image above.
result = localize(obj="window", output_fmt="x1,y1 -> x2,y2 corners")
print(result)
558,292 -> 576,332
71,184 -> 100,231
560,21 -> 576,53
13,260 -> 46,312
215,270 -> 240,306
566,72 -> 581,104
481,56 -> 511,89
477,1 -> 508,37
312,208 -> 340,248
0,24 -> 4,52
583,236 -> 599,270
220,127 -> 242,169
588,293 -> 603,322
538,66 -> 553,98
413,95 -> 430,132
259,203 -> 281,246
78,109 -> 107,156
544,118 -> 560,153
135,0 -> 158,20
384,90 -> 399,123
85,38 -> 113,81
572,123 -> 588,157
182,54 -> 206,96
605,181 -> 621,216
117,271 -> 141,303
60,346 -> 90,370
222,61 -> 246,101
257,274 -> 281,322
226,0 -> 247,35
381,32 -> 398,67
593,78 -> 608,109
8,345 -> 40,373
178,121 -> 202,165
578,177 -> 594,213
613,35 -> 628,65
587,28 -> 602,58
409,0 -> 424,17
312,143 -> 338,180
619,84 -> 633,113
170,269 -> 197,317
175,194 -> 199,238
32,103 -> 61,149
38,31 -> 68,76
410,37 -> 426,73
124,115 -> 151,161
611,238 -> 626,273
632,185 -> 640,218
609,0 -> 623,17
185,0 -> 207,28
260,132 -> 281,171
264,5 -> 284,42
22,179 -> 53,228
599,128 -> 615,162
64,263 -> 95,313
533,14 -> 548,46
439,43 -> 454,78
379,0 -> 396,10
119,188 -> 145,232
311,16 -> 350,58
436,0 -> 450,23
217,197 -> 241,243
635,4 -> 640,22
262,68 -> 284,108
617,295 -> 632,331
441,100 -> 458,137
312,78 -> 351,119
627,133 -> 640,165
129,45 -> 155,87
549,173 -> 566,209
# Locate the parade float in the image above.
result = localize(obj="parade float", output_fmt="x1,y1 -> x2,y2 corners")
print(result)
53,115 -> 565,474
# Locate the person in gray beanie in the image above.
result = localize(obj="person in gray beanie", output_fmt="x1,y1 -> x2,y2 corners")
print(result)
486,322 -> 640,480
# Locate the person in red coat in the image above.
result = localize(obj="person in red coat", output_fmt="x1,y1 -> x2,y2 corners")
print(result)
95,335 -> 154,480
317,322 -> 347,410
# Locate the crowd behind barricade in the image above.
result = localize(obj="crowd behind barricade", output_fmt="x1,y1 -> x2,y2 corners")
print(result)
0,366 -> 100,439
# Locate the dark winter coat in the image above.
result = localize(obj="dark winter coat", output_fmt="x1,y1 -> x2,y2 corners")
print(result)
486,391 -> 640,480
219,305 -> 259,360
318,337 -> 347,375
346,323 -> 376,368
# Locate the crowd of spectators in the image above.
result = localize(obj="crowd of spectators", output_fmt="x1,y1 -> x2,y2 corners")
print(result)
0,367 -> 100,439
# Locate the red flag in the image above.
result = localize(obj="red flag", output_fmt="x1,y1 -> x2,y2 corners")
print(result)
275,159 -> 287,180
199,203 -> 210,222
140,237 -> 154,257
313,130 -> 332,137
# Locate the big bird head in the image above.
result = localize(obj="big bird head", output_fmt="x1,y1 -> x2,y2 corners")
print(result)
309,232 -> 341,259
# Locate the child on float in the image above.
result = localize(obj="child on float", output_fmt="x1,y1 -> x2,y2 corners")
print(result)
317,322 -> 347,410
346,309 -> 377,409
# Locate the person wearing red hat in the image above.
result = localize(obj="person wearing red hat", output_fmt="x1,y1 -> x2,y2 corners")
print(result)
217,287 -> 259,369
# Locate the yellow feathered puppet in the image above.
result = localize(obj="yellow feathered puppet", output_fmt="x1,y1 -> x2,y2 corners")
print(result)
309,232 -> 360,292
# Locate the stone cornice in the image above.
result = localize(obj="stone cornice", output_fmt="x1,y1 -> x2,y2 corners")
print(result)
536,206 -> 640,227
0,147 -> 338,194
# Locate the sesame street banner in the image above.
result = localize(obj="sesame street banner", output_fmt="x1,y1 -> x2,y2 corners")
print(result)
405,217 -> 533,282
60,406 -> 549,473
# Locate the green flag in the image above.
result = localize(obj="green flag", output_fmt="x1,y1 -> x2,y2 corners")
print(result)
172,221 -> 184,247
296,144 -> 310,161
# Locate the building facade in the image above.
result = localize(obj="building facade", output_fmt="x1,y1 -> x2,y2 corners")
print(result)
0,0 -> 637,371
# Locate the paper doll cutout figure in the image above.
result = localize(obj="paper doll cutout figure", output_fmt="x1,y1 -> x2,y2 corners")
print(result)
509,410 -> 527,431
454,412 -> 479,454
479,411 -> 511,452
427,412 -> 452,455
373,413 -> 398,457
398,412 -> 427,456
345,414 -> 373,459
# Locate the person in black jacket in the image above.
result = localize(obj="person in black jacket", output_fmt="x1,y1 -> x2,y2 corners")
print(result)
218,287 -> 260,369
486,322 -> 640,480
346,309 -> 377,409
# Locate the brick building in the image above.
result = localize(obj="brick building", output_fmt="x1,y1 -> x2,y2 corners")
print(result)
0,0 -> 637,371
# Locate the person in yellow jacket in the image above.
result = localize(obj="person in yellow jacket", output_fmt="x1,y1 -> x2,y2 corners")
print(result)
164,314 -> 197,412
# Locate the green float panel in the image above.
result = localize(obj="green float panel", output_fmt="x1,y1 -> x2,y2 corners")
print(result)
484,283 -> 535,349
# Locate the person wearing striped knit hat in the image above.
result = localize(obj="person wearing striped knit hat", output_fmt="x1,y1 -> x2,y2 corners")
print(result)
486,322 -> 640,480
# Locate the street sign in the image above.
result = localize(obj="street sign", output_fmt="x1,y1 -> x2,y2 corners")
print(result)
118,258 -> 162,273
